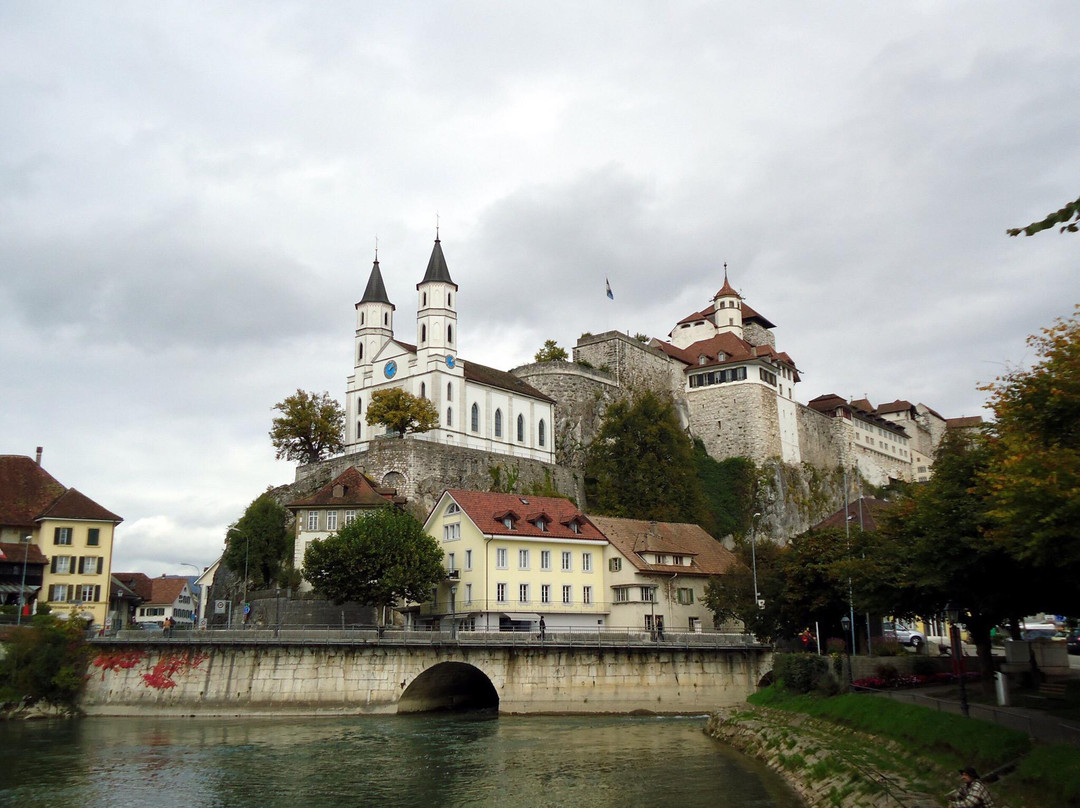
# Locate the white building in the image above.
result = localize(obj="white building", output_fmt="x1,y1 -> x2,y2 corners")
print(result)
344,237 -> 555,463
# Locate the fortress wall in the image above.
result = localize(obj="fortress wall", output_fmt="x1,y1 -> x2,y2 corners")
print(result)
686,383 -> 781,465
573,331 -> 681,395
742,322 -> 776,349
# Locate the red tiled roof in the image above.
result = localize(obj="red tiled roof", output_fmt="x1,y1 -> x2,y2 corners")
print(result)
946,416 -> 984,429
464,361 -> 556,404
587,516 -> 738,576
876,400 -> 916,415
812,498 -> 894,532
289,467 -> 402,508
0,541 -> 48,565
714,276 -> 741,300
441,490 -> 601,541
850,398 -> 874,414
39,488 -> 122,523
657,333 -> 799,379
148,576 -> 189,606
0,456 -> 66,527
112,572 -> 154,602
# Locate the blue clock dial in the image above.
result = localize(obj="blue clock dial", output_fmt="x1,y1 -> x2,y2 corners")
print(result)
384,360 -> 398,379
445,354 -> 456,368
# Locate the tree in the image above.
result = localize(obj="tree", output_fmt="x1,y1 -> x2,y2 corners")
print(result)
0,613 -> 91,714
223,493 -> 292,590
585,390 -> 707,524
981,305 -> 1080,611
1007,195 -> 1080,236
365,388 -> 438,438
270,390 -> 344,464
302,507 -> 445,621
534,339 -> 569,362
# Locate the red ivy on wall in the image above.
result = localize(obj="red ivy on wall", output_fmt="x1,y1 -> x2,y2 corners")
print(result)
91,650 -> 147,679
141,652 -> 209,690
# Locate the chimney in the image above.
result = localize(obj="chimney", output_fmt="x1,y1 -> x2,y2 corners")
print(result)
35,446 -> 43,465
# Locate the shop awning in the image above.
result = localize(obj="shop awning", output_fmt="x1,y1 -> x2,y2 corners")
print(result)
502,612 -> 541,621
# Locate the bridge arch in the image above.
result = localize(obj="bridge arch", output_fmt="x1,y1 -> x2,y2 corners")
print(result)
398,661 -> 499,714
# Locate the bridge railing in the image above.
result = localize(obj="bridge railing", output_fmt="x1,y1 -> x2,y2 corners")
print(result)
93,625 -> 767,650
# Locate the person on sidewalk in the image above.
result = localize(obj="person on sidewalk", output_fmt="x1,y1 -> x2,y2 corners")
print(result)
948,767 -> 995,808
538,615 -> 546,641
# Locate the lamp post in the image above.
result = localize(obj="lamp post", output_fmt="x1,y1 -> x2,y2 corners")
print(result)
16,534 -> 31,627
449,584 -> 457,639
945,603 -> 970,718
750,512 -> 762,608
840,613 -> 854,685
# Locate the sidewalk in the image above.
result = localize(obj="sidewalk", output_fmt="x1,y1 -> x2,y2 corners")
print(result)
870,684 -> 1080,747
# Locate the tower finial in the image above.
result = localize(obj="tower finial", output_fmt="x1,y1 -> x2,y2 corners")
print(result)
436,212 -> 440,241
724,261 -> 728,282
375,235 -> 379,262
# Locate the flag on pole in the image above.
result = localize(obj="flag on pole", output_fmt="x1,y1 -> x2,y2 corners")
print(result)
605,278 -> 614,300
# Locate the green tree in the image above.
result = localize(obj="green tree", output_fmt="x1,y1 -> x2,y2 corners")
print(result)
1007,195 -> 1080,236
365,388 -> 439,438
302,507 -> 445,621
585,390 -> 707,524
693,443 -> 757,539
534,339 -> 569,362
223,493 -> 292,590
981,305 -> 1080,607
0,613 -> 91,714
270,389 -> 344,464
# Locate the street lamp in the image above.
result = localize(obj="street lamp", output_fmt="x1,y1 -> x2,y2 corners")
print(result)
945,603 -> 970,718
750,512 -> 762,607
449,584 -> 457,639
16,534 -> 31,627
840,613 -> 854,685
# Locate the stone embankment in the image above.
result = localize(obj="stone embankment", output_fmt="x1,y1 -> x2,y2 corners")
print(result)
706,705 -> 945,808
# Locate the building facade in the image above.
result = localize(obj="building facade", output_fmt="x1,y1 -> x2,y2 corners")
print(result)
343,238 -> 555,464
0,452 -> 121,627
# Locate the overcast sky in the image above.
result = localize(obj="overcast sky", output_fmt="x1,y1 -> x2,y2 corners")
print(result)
2,2 -> 1076,575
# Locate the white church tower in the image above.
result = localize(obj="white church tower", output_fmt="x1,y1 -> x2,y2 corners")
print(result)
355,254 -> 395,371
416,235 -> 459,371
711,265 -> 744,338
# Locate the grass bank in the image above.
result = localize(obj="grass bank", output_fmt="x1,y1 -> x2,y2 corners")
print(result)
747,686 -> 1080,808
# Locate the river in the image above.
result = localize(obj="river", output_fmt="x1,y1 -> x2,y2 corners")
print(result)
0,714 -> 802,807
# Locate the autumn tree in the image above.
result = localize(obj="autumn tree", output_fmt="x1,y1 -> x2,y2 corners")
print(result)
302,507 -> 445,622
0,613 -> 91,714
223,493 -> 292,590
365,388 -> 439,438
269,390 -> 344,464
585,390 -> 707,524
1007,195 -> 1080,236
534,339 -> 569,362
981,305 -> 1080,612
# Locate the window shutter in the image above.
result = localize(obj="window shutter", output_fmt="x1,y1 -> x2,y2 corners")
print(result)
78,557 -> 86,574
51,556 -> 58,573
94,585 -> 101,601
54,527 -> 61,545
97,557 -> 103,574
66,584 -> 74,601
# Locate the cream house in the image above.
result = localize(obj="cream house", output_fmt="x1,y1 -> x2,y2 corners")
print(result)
418,490 -> 609,632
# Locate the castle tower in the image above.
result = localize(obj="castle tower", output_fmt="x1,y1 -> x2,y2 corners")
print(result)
354,255 -> 395,369
416,235 -> 459,371
712,264 -> 743,337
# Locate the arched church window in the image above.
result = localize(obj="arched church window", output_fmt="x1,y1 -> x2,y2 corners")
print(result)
538,419 -> 546,447
447,292 -> 452,306
448,324 -> 453,344
384,313 -> 389,326
423,292 -> 427,306
360,312 -> 365,325
447,383 -> 452,401
422,324 -> 427,343
358,344 -> 364,362
446,407 -> 453,426
356,420 -> 362,440
517,414 -> 525,443
495,409 -> 503,438
471,403 -> 479,432
420,382 -> 426,399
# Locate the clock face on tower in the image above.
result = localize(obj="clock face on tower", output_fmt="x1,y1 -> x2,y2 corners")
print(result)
384,360 -> 398,379
445,354 -> 456,369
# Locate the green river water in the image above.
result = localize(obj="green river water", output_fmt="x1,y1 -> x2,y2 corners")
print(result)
0,714 -> 803,808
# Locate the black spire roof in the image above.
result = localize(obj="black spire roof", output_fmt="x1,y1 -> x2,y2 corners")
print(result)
359,258 -> 394,307
417,237 -> 458,289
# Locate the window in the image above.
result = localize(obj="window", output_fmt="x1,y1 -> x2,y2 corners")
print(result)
52,556 -> 72,574
518,549 -> 529,569
582,552 -> 593,573
609,557 -> 622,572
494,409 -> 502,437
614,588 -> 629,603
446,407 -> 452,426
345,510 -> 356,524
447,552 -> 455,571
517,414 -> 525,442
640,586 -> 655,602
519,584 -> 529,603
465,549 -> 472,570
502,515 -> 515,530
54,527 -> 72,546
496,583 -> 507,603
49,584 -> 72,602
540,550 -> 551,571
677,587 -> 695,605
87,528 -> 100,546
327,511 -> 339,531
78,556 -> 102,575
384,312 -> 388,326
538,419 -> 546,447
562,585 -> 572,605
420,382 -> 426,399
496,548 -> 508,569
672,555 -> 684,566
446,502 -> 460,515
422,324 -> 427,343
568,520 -> 580,534
79,584 -> 100,603
448,293 -> 452,306
447,383 -> 453,401
471,403 -> 479,432
307,511 -> 319,531
423,292 -> 427,306
448,324 -> 453,343
535,518 -> 548,532
561,551 -> 572,572
358,343 -> 364,362
443,523 -> 461,542
541,584 -> 551,604
583,586 -> 592,605
465,583 -> 472,605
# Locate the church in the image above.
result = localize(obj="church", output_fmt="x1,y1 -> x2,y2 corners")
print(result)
344,236 -> 555,463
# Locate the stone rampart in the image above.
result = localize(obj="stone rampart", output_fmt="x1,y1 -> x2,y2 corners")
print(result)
573,331 -> 680,394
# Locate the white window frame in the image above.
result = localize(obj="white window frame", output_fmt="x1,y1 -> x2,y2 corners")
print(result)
609,557 -> 622,572
561,551 -> 572,572
326,511 -> 339,531
443,523 -> 461,542
562,584 -> 572,605
541,584 -> 551,604
465,549 -> 472,570
55,556 -> 72,574
496,548 -> 508,569
307,511 -> 319,531
518,549 -> 529,570
519,583 -> 529,604
496,583 -> 507,603
583,585 -> 592,605
582,552 -> 593,573
345,510 -> 357,524
540,550 -> 551,571
465,583 -> 472,605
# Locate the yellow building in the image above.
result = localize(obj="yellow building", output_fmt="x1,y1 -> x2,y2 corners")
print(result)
418,491 -> 609,632
0,452 -> 121,628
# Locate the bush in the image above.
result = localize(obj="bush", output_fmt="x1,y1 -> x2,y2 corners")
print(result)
870,636 -> 902,656
773,653 -> 831,694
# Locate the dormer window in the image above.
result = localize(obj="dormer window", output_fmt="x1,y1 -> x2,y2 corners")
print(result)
672,555 -> 684,565
698,355 -> 708,365
503,516 -> 515,529
446,503 -> 460,515
536,519 -> 548,532
568,521 -> 580,534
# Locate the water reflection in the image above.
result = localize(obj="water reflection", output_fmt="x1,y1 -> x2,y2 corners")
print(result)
0,715 -> 802,808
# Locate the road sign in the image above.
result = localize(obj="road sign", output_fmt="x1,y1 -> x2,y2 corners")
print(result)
214,599 -> 227,615
243,603 -> 251,615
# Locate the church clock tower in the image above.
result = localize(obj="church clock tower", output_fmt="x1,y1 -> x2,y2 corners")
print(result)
416,235 -> 459,372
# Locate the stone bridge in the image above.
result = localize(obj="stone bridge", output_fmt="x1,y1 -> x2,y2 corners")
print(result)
83,630 -> 772,716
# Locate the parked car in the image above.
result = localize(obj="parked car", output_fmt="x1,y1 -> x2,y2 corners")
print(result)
882,620 -> 926,651
1066,628 -> 1080,655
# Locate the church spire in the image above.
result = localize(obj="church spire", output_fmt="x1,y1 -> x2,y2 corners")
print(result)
360,254 -> 393,306
418,234 -> 457,289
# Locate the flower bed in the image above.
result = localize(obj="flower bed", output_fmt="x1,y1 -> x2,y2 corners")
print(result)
852,671 -> 980,690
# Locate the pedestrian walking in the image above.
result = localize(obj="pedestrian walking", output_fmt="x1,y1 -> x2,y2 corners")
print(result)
163,616 -> 173,638
539,615 -> 546,640
948,767 -> 996,808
